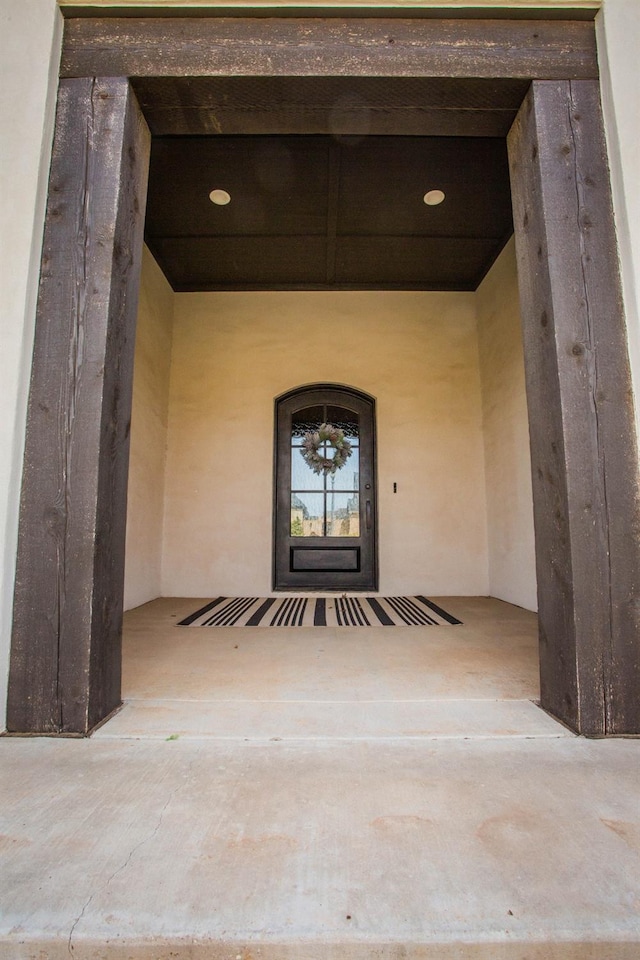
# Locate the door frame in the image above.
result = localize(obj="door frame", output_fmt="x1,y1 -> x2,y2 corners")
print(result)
7,13 -> 640,736
273,383 -> 378,593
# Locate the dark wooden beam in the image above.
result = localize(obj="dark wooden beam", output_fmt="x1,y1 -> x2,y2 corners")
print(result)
60,6 -> 599,22
61,17 -> 598,80
7,78 -> 150,735
508,81 -> 640,736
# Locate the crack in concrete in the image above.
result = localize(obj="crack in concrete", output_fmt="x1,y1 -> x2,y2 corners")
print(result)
67,764 -> 193,955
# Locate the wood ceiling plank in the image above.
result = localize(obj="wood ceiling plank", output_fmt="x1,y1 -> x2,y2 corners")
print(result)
148,233 -> 503,291
137,105 -> 520,138
131,75 -> 531,137
151,235 -> 328,286
145,136 -> 330,237
336,136 -> 512,238
133,76 -> 532,112
144,133 -> 514,290
325,140 -> 341,284
335,235 -> 497,286
61,17 -> 598,80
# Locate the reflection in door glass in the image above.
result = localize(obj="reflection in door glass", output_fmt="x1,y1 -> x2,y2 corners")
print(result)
291,450 -> 325,491
330,447 -> 359,491
326,493 -> 360,537
291,493 -> 324,537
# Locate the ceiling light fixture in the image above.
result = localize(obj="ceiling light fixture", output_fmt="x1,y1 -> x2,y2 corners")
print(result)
423,189 -> 446,206
209,189 -> 231,205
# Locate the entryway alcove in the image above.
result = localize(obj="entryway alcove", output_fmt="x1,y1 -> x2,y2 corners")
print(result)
7,14 -> 640,738
115,226 -> 541,738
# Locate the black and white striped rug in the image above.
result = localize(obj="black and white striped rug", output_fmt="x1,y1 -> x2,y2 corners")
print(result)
178,596 -> 462,628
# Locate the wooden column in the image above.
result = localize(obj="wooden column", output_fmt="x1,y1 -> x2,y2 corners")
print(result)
508,81 -> 640,735
7,78 -> 150,735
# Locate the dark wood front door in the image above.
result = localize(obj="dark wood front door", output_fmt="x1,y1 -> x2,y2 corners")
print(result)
274,385 -> 377,591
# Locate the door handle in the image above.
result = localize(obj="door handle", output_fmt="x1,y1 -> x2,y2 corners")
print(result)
366,499 -> 372,531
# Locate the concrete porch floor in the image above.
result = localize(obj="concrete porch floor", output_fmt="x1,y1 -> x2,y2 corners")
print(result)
1,597 -> 639,959
100,596 -> 565,740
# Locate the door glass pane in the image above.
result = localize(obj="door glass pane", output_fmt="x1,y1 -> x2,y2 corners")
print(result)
292,405 -> 324,439
291,449 -> 325,491
326,405 -> 359,439
326,493 -> 360,537
291,493 -> 324,537
331,446 -> 359,491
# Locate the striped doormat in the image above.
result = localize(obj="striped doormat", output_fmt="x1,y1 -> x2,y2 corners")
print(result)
178,596 -> 462,628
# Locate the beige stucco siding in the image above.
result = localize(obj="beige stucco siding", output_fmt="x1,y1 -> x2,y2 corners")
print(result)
124,247 -> 175,610
597,0 -> 640,438
159,289 -> 489,598
125,242 -> 536,607
477,240 -> 537,612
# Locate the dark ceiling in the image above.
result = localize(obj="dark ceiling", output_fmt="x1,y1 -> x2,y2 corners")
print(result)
140,76 -> 526,292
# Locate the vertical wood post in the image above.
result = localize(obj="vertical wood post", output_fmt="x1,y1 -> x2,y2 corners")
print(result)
508,81 -> 640,735
7,78 -> 150,734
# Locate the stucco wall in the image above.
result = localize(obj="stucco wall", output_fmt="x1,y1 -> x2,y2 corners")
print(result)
123,247 -> 174,610
161,291 -> 489,597
477,241 -> 537,611
597,0 -> 640,437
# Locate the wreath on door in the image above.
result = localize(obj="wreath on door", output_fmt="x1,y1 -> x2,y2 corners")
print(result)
300,423 -> 352,475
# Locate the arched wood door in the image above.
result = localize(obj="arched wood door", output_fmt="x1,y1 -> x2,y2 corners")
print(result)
274,385 -> 377,591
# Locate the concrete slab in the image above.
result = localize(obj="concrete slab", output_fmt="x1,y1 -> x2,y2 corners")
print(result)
94,697 -> 572,740
122,597 -> 541,703
1,736 -> 639,959
4,599 -> 635,958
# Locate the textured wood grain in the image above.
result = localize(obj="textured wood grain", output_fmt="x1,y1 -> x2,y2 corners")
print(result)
7,78 -> 150,735
60,17 -> 598,80
508,81 -> 640,735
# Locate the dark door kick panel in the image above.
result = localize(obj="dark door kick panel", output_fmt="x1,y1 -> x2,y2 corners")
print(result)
291,547 -> 361,572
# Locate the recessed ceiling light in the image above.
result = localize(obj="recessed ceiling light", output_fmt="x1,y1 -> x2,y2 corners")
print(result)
423,189 -> 446,206
209,189 -> 231,205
